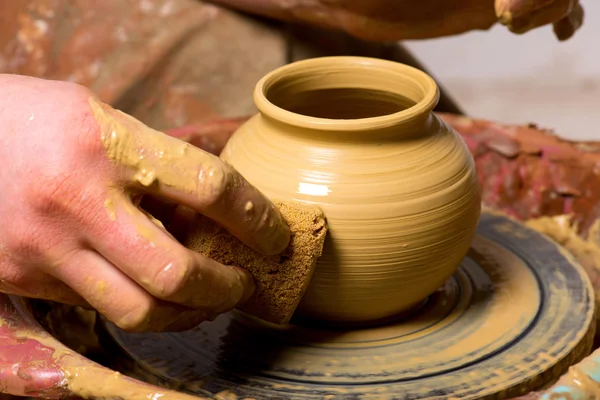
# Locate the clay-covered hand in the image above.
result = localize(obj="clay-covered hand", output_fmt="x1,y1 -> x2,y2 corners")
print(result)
0,74 -> 290,333
210,0 -> 583,41
496,0 -> 584,40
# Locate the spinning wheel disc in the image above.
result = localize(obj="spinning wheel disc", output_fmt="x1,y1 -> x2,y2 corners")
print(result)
105,212 -> 595,399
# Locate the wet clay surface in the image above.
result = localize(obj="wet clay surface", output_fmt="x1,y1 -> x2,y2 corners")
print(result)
222,57 -> 481,323
167,114 -> 600,247
527,216 -> 600,323
105,212 -> 595,399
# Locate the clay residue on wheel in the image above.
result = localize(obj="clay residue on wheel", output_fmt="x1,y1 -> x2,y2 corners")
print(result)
527,215 -> 600,318
101,215 -> 595,399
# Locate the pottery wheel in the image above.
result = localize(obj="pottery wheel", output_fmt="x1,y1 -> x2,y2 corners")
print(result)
105,212 -> 595,399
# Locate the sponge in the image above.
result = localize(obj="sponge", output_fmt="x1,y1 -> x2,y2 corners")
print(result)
183,200 -> 327,324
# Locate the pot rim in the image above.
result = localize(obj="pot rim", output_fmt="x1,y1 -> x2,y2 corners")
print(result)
253,56 -> 440,132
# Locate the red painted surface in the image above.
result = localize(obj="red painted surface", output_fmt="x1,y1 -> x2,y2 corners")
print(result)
0,296 -> 67,398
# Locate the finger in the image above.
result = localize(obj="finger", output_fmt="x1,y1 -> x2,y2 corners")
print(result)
48,248 -> 211,332
86,192 -> 255,311
553,2 -> 584,40
495,0 -> 554,23
88,97 -> 290,256
500,0 -> 576,33
0,249 -> 87,305
0,269 -> 86,306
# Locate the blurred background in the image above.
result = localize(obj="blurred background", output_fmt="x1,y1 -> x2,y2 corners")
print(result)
404,0 -> 599,141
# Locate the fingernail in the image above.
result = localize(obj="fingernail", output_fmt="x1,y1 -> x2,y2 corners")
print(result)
212,266 -> 255,314
270,222 -> 291,255
234,266 -> 255,305
259,209 -> 291,255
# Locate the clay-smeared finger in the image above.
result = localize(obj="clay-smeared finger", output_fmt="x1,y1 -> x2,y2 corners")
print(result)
156,160 -> 291,256
88,97 -> 290,256
87,193 -> 255,311
497,0 -> 577,34
48,248 -> 211,332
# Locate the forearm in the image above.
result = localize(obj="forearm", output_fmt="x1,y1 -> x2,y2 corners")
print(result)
207,0 -> 498,41
208,0 -> 583,41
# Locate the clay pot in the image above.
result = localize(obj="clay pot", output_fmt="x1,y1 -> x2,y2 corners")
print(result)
221,56 -> 481,324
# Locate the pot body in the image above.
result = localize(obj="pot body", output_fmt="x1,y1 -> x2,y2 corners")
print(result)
221,56 -> 481,323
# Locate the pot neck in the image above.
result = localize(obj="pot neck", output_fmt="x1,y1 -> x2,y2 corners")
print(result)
253,56 -> 440,142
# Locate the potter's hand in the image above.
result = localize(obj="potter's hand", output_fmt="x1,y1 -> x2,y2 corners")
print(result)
496,0 -> 584,40
0,74 -> 290,332
210,0 -> 583,41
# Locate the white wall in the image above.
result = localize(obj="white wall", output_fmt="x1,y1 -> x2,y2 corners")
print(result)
404,1 -> 600,141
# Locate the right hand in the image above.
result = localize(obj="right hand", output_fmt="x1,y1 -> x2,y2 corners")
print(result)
0,74 -> 290,332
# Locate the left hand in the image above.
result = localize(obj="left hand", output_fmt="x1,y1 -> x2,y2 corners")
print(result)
496,0 -> 584,40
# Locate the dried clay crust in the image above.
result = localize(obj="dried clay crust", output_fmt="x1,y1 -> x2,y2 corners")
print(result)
183,200 -> 327,324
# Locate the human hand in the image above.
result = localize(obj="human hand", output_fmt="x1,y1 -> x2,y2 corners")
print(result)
0,74 -> 290,332
496,0 -> 584,40
210,0 -> 583,41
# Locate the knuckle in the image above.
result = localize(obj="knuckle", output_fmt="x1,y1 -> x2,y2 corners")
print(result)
0,256 -> 28,292
51,84 -> 105,163
147,252 -> 194,300
29,174 -> 76,215
113,300 -> 155,333
3,222 -> 46,262
49,81 -> 102,157
197,162 -> 236,207
74,102 -> 105,158
7,184 -> 91,262
28,172 -> 99,224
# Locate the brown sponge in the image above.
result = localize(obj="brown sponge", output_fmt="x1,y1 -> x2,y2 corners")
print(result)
183,200 -> 327,324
